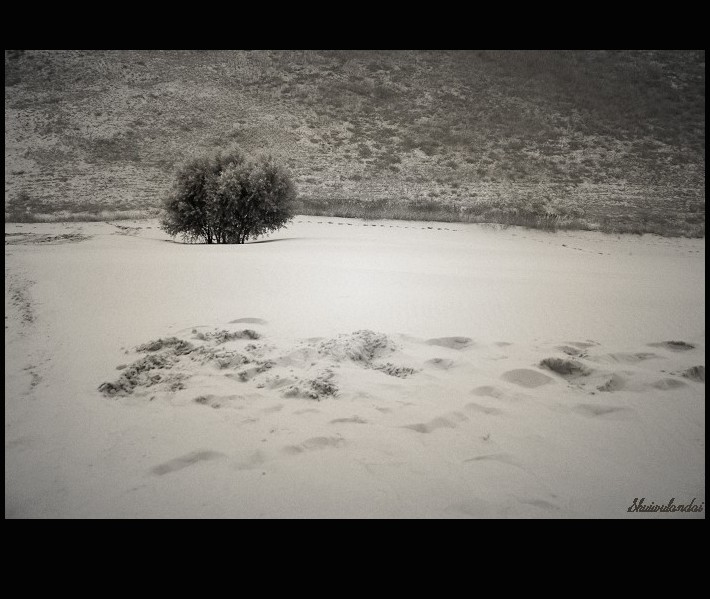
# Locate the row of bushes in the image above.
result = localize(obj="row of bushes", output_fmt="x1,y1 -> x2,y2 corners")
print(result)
7,143 -> 704,238
293,196 -> 590,232
8,187 -> 705,238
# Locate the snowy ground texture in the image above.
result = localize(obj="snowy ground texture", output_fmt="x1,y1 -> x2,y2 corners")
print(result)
5,217 -> 705,518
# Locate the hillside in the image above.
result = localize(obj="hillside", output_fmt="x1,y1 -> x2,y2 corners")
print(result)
4,50 -> 705,235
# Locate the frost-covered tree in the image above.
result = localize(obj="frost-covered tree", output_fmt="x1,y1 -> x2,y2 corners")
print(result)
161,149 -> 296,244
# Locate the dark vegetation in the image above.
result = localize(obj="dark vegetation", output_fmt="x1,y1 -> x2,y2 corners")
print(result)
5,50 -> 705,236
160,148 -> 295,244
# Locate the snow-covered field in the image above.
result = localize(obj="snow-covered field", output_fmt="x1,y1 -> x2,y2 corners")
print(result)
5,217 -> 705,518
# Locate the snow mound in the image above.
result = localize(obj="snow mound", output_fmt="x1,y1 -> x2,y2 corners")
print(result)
136,337 -> 195,354
682,365 -> 705,382
373,362 -> 418,378
282,370 -> 339,400
98,354 -> 182,396
193,329 -> 260,342
316,330 -> 397,364
540,357 -> 590,376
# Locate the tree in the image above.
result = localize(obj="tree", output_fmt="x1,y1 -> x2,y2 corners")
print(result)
161,149 -> 296,244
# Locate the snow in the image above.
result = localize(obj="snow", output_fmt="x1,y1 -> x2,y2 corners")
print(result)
4,217 -> 705,518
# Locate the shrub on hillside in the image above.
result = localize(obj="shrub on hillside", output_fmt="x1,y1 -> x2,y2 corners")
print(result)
161,149 -> 296,244
5,191 -> 34,222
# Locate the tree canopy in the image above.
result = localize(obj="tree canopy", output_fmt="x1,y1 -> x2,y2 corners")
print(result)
161,149 -> 296,244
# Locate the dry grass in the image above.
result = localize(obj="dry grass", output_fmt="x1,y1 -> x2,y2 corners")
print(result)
5,50 -> 704,237
294,196 -> 705,236
294,196 -> 591,231
6,195 -> 703,238
5,209 -> 153,223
